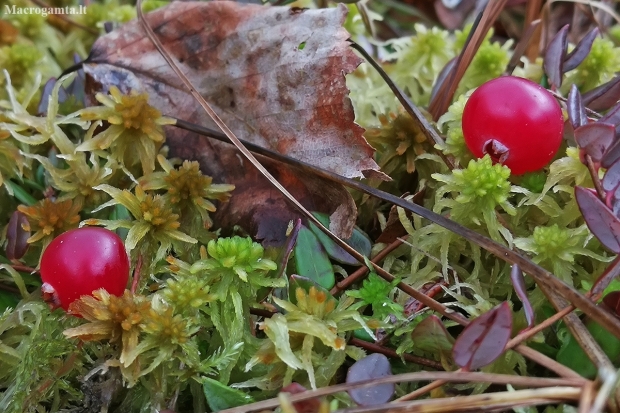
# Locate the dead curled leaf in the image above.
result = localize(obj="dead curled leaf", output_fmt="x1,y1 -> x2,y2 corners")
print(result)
83,1 -> 383,245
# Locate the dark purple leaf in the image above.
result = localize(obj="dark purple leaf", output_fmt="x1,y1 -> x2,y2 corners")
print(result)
563,27 -> 600,72
600,102 -> 620,126
510,264 -> 534,328
567,84 -> 587,129
603,139 -> 620,169
410,314 -> 454,354
37,78 -> 67,115
5,211 -> 30,261
404,281 -> 446,316
346,353 -> 394,406
281,383 -> 321,413
602,292 -> 620,318
583,75 -> 620,112
543,25 -> 569,89
575,186 -> 620,253
64,53 -> 86,106
613,185 -> 620,217
603,161 -> 620,193
574,122 -> 615,161
452,302 -> 512,370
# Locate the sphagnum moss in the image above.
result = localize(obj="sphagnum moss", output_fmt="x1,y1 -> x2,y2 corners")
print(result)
0,2 -> 619,412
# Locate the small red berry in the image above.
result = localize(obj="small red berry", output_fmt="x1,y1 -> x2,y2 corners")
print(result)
40,227 -> 129,311
462,76 -> 564,175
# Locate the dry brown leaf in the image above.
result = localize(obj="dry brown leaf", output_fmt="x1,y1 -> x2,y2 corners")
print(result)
83,1 -> 382,244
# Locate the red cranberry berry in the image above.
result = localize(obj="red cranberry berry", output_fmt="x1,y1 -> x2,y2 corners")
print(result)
40,227 -> 129,311
462,76 -> 564,175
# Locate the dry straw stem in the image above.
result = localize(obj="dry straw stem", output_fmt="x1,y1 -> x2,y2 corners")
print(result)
546,0 -> 620,25
334,387 -> 581,413
219,371 -> 584,413
428,0 -> 508,120
524,0 -> 544,61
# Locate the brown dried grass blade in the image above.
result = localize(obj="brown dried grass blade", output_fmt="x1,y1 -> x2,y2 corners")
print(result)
428,0 -> 508,120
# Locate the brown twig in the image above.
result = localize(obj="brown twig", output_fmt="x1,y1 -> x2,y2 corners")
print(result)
349,337 -> 442,370
9,263 -> 37,273
506,19 -> 542,74
428,0 -> 508,120
330,238 -> 403,295
591,254 -> 620,298
524,0 -> 544,61
506,304 -> 575,350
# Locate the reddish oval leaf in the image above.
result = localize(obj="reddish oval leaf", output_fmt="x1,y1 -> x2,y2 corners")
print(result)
563,27 -> 600,72
452,302 -> 512,370
510,264 -> 534,329
281,383 -> 322,413
575,186 -> 620,253
567,84 -> 587,129
574,122 -> 616,161
602,291 -> 620,318
411,314 -> 455,354
5,211 -> 30,261
346,353 -> 394,406
543,25 -> 568,89
583,75 -> 620,112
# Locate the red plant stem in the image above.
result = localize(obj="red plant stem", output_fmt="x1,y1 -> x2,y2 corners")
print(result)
9,263 -> 37,273
330,239 -> 403,295
506,304 -> 575,350
131,254 -> 143,294
585,155 -> 605,201
349,338 -> 443,370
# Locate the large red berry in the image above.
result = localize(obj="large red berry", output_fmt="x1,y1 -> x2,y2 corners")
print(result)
40,227 -> 129,311
462,76 -> 564,175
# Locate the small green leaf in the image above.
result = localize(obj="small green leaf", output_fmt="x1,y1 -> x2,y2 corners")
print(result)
308,212 -> 371,265
5,180 -> 37,206
0,290 -> 19,312
556,319 -> 620,378
202,377 -> 254,411
294,225 -> 335,289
